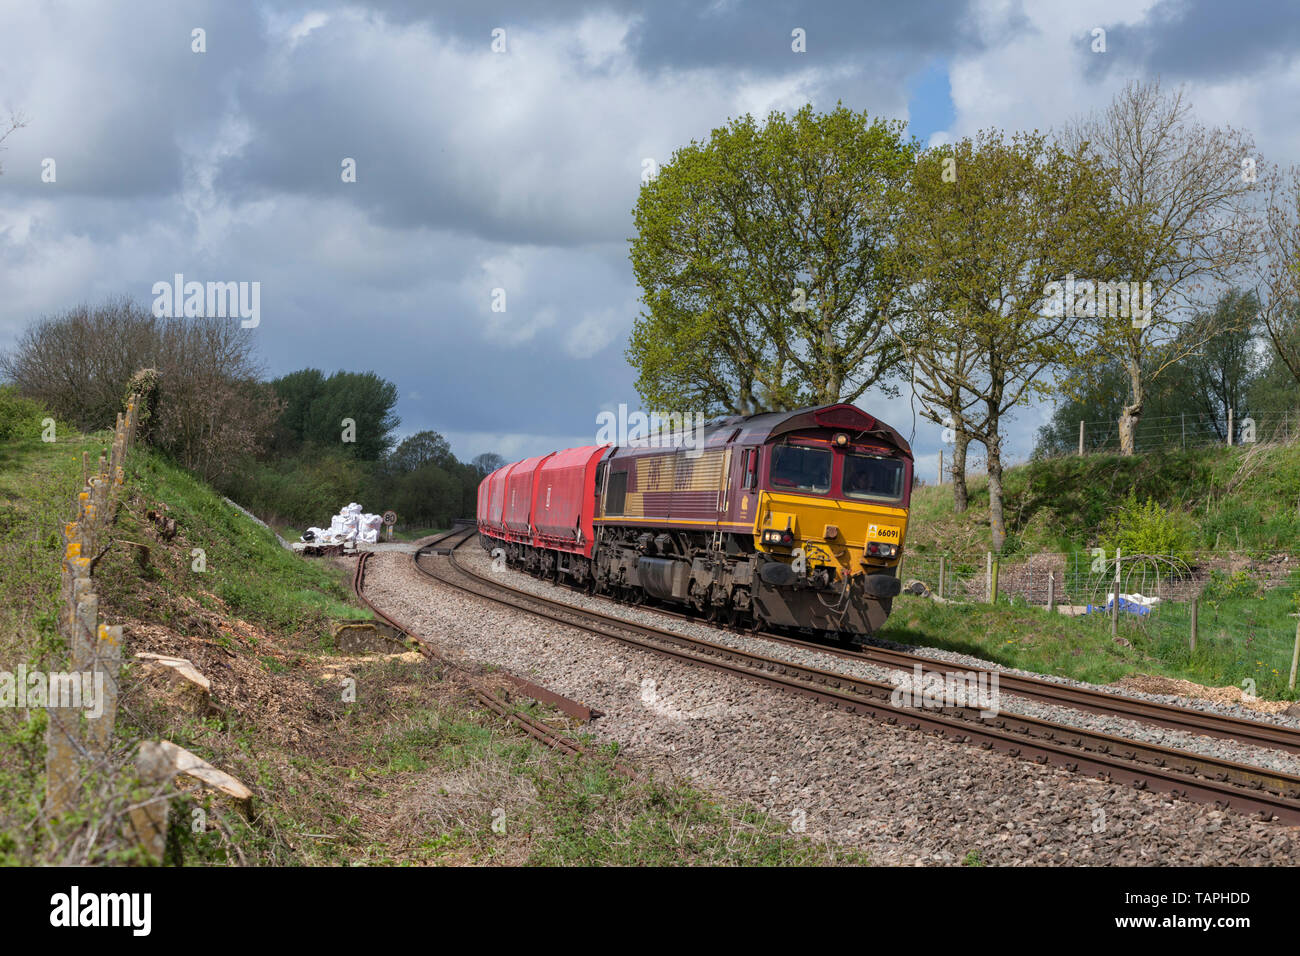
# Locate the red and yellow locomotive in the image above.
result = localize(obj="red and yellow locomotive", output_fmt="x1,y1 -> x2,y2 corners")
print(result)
476,403 -> 912,638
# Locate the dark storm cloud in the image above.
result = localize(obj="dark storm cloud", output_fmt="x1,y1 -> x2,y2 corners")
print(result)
0,1 -> 265,197
213,1 -> 1005,250
339,0 -> 1011,73
1087,0 -> 1300,81
620,0 -> 1007,73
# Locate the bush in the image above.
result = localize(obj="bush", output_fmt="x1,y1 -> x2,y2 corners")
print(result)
0,386 -> 48,442
1099,489 -> 1194,561
1201,569 -> 1262,603
0,299 -> 279,482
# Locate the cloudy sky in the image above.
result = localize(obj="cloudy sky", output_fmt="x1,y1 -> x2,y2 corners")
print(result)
2,0 -> 1299,481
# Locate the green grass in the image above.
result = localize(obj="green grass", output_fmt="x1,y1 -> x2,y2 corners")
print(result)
119,449 -> 365,634
0,426 -> 119,860
910,443 -> 1300,557
345,699 -> 866,866
892,443 -> 1300,699
881,576 -> 1300,700
3,419 -> 862,866
390,526 -> 446,542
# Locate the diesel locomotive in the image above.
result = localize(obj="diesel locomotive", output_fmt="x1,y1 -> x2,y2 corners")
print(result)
476,403 -> 912,639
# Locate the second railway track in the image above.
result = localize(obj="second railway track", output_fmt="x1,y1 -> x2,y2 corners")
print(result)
403,527 -> 1300,826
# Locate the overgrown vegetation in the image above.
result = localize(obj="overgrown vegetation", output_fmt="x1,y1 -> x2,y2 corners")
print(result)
908,441 -> 1300,557
881,576 -> 1300,702
897,440 -> 1300,700
0,385 -> 50,442
1,417 -> 858,865
1098,490 -> 1195,562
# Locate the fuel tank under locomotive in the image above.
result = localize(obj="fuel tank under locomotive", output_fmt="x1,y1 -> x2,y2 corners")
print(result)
614,546 -> 900,635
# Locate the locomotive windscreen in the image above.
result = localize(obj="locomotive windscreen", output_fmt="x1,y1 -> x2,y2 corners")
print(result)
770,445 -> 831,493
843,453 -> 905,501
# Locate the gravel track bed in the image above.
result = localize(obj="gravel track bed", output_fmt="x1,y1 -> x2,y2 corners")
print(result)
450,548 -> 1300,778
361,548 -> 1300,865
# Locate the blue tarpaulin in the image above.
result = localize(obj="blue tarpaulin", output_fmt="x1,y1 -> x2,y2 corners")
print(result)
1085,595 -> 1153,616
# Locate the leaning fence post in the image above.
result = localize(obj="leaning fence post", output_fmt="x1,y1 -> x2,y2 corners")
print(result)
1290,614 -> 1300,692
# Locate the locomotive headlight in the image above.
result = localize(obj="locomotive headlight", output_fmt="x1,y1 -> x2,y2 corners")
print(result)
833,432 -> 849,447
867,542 -> 898,558
762,529 -> 795,546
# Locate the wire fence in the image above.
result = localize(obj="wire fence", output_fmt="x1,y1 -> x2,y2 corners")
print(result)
1075,410 -> 1300,456
898,549 -> 1300,695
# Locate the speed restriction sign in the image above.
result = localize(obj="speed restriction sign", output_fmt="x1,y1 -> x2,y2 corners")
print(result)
382,510 -> 397,526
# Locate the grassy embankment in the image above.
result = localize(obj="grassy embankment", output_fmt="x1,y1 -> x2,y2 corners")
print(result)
883,443 -> 1300,700
0,411 -> 860,865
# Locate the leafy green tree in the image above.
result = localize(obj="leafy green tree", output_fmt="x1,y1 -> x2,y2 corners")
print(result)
628,104 -> 915,415
1176,289 -> 1262,440
1248,301 -> 1300,428
387,430 -> 456,474
1036,289 -> 1267,454
901,130 -> 1114,551
270,369 -> 399,461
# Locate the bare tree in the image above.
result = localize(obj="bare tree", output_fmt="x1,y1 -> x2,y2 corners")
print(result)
1,298 -> 279,482
1253,163 -> 1300,387
0,111 -> 27,176
1062,79 -> 1259,455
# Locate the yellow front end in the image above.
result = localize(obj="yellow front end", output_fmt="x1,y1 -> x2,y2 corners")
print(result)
753,491 -> 907,580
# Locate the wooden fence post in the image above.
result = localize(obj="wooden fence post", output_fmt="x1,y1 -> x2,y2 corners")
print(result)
1111,548 -> 1121,639
938,555 -> 946,600
991,557 -> 1000,605
43,394 -> 141,822
1290,614 -> 1300,691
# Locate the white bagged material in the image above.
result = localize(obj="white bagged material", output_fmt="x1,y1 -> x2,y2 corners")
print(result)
302,502 -> 382,548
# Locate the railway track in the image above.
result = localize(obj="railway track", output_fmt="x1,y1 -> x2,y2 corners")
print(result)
460,528 -> 1300,756
411,528 -> 1300,825
349,529 -> 637,778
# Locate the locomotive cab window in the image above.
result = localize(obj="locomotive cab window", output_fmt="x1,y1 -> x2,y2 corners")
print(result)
604,470 -> 627,515
769,445 -> 831,494
843,453 -> 905,501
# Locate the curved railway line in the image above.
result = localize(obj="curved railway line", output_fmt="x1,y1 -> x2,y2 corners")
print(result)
350,529 -> 637,778
356,526 -> 1300,826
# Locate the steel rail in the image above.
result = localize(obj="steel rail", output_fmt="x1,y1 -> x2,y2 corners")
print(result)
476,531 -> 1300,757
348,533 -> 635,776
418,531 -> 1300,825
